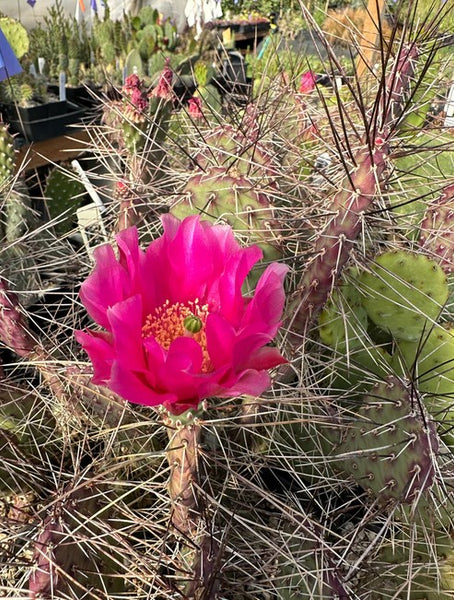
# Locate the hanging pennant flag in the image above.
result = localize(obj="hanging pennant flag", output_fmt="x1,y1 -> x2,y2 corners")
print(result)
27,0 -> 37,6
91,0 -> 98,12
79,0 -> 86,12
0,27 -> 23,81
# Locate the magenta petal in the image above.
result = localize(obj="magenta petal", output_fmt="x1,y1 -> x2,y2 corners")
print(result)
242,346 -> 287,371
218,369 -> 271,398
116,227 -> 140,284
166,216 -> 216,300
232,332 -> 276,370
106,295 -> 146,370
166,337 -> 204,373
79,244 -> 132,329
205,313 -> 236,369
216,246 -> 262,324
75,329 -> 114,384
110,360 -> 176,407
242,263 -> 289,328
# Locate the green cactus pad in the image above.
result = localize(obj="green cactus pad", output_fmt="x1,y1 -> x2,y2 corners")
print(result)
125,49 -> 144,77
45,166 -> 86,234
372,513 -> 454,600
334,376 -> 438,504
419,183 -> 454,275
194,85 -> 222,115
359,250 -> 448,341
395,324 -> 454,445
0,17 -> 29,59
172,167 -> 275,233
319,269 -> 368,352
276,520 -> 347,598
193,124 -> 278,181
391,131 -> 454,239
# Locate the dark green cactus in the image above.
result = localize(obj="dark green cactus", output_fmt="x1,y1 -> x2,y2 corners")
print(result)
318,268 -> 368,352
44,165 -> 86,235
275,519 -> 348,598
58,30 -> 69,74
333,377 -> 438,504
29,481 -> 125,596
0,277 -> 36,357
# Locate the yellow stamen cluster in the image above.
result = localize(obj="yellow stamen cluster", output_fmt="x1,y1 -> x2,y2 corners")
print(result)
142,299 -> 212,372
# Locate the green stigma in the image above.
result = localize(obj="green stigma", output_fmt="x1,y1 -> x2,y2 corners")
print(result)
184,314 -> 203,334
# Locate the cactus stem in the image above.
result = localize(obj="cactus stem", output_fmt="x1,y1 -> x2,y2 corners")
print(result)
166,421 -> 220,598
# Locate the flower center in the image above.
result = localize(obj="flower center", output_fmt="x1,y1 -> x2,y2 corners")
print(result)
142,299 -> 211,372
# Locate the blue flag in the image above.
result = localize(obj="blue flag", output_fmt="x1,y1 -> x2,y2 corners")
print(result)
0,27 -> 22,81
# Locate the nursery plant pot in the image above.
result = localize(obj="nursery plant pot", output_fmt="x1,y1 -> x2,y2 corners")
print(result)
6,101 -> 87,142
48,85 -> 101,108
5,100 -> 69,122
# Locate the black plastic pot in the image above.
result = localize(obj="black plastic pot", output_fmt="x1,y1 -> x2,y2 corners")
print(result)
5,100 -> 69,122
6,101 -> 86,142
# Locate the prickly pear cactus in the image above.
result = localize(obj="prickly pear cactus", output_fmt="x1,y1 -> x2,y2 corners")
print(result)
395,323 -> 454,444
419,182 -> 454,274
333,376 -> 438,504
275,518 -> 348,598
0,16 -> 29,59
318,268 -> 368,352
44,164 -> 86,234
359,250 -> 449,341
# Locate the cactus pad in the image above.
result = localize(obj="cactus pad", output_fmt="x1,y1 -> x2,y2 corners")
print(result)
44,165 -> 86,234
359,250 -> 448,341
172,167 -> 274,230
319,269 -> 368,351
396,324 -> 454,444
0,17 -> 29,59
334,376 -> 438,503
419,183 -> 454,274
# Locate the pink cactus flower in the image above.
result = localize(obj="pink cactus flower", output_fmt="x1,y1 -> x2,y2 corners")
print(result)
75,215 -> 288,415
129,87 -> 148,111
150,62 -> 174,100
123,74 -> 142,91
299,70 -> 317,94
188,96 -> 204,119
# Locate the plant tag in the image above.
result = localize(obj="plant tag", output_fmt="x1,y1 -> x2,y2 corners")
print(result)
77,203 -> 108,258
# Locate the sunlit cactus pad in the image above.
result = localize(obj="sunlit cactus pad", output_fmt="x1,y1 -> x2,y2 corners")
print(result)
359,250 -> 449,341
334,376 -> 438,503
